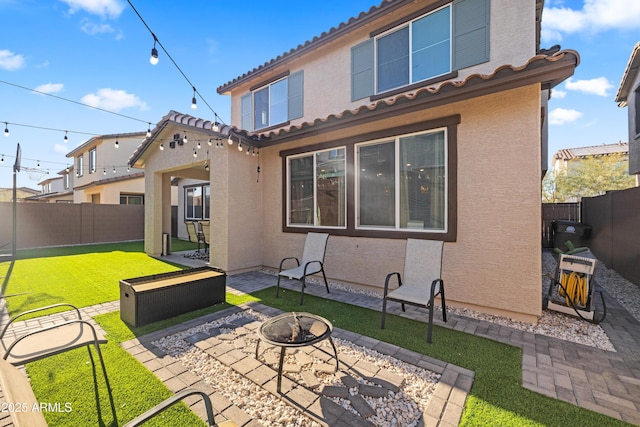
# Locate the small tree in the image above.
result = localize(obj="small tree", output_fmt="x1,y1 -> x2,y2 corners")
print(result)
543,153 -> 636,202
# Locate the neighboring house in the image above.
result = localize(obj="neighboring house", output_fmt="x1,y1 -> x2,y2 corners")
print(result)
25,170 -> 74,203
551,142 -> 629,176
0,187 -> 40,202
615,41 -> 640,181
131,0 -> 578,322
66,133 -> 146,204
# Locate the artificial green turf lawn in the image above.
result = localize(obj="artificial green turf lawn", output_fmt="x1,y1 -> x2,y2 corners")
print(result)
4,245 -> 633,427
1,251 -> 182,317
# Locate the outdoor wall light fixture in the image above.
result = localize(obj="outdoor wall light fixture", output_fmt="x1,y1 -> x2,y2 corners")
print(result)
150,34 -> 159,65
4,123 -> 8,137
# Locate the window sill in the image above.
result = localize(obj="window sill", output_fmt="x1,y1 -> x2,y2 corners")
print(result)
283,225 -> 456,242
254,120 -> 291,134
370,71 -> 458,101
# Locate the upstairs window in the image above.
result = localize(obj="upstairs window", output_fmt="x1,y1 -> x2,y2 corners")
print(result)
376,5 -> 451,93
352,0 -> 489,100
76,155 -> 84,177
64,173 -> 70,190
89,148 -> 97,174
241,71 -> 303,131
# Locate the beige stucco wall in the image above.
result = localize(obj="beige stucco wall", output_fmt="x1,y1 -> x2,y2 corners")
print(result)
75,177 -> 144,204
227,0 -> 537,130
255,84 -> 542,322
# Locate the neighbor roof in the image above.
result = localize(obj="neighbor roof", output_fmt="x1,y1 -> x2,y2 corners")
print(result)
553,142 -> 629,161
615,42 -> 640,106
66,132 -> 146,158
217,0 -> 546,95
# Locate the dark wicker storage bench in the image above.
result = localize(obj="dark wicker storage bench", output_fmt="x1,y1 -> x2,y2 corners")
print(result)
120,266 -> 226,327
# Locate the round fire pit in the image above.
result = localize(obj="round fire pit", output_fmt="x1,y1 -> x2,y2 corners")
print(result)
255,312 -> 338,393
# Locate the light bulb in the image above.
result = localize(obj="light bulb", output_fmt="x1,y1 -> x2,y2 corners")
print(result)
191,96 -> 197,110
113,167 -> 116,173
197,141 -> 201,149
238,142 -> 242,152
208,138 -> 212,146
147,126 -> 151,138
114,139 -> 119,148
227,136 -> 233,145
193,149 -> 197,158
64,131 -> 68,143
3,123 -> 8,137
183,134 -> 188,144
159,143 -> 164,151
212,122 -> 219,132
150,47 -> 159,65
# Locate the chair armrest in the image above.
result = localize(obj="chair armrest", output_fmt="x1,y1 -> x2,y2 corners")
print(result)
122,388 -> 216,427
383,272 -> 402,296
278,257 -> 300,273
303,260 -> 323,276
3,319 -> 104,363
0,303 -> 82,339
430,278 -> 443,298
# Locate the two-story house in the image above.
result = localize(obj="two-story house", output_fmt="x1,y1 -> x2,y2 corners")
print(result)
67,132 -> 145,204
131,0 -> 578,322
615,41 -> 640,183
552,142 -> 630,176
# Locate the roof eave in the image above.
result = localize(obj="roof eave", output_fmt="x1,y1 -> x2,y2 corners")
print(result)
615,42 -> 640,106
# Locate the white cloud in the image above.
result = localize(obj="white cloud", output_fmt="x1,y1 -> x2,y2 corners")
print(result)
549,107 -> 583,125
81,20 -> 115,35
565,77 -> 613,97
552,89 -> 567,99
542,0 -> 640,41
60,0 -> 125,19
0,49 -> 25,70
81,88 -> 148,112
53,144 -> 69,155
33,83 -> 64,94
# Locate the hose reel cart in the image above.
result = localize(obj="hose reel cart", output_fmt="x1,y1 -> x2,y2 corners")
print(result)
543,253 -> 605,322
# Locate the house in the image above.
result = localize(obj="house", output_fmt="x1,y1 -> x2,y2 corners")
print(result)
0,187 -> 40,202
551,142 -> 629,176
66,132 -> 146,204
24,168 -> 74,203
615,41 -> 640,182
131,0 -> 578,322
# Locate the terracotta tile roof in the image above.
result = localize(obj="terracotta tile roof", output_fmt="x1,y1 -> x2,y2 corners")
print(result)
553,142 -> 629,161
218,0 -> 545,95
252,49 -> 579,141
73,172 -> 145,191
615,41 -> 640,106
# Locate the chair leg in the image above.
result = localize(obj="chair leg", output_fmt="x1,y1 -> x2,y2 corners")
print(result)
299,277 -> 306,305
321,268 -> 330,294
440,283 -> 447,322
380,297 -> 387,329
275,275 -> 282,298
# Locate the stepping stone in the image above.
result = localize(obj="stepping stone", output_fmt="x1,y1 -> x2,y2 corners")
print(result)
300,371 -> 320,389
359,384 -> 387,398
263,352 -> 280,366
348,394 -> 375,418
295,352 -> 313,365
233,337 -> 247,349
230,317 -> 254,327
283,363 -> 301,373
340,373 -> 359,389
217,333 -> 236,341
184,332 -> 209,344
314,363 -> 335,374
235,326 -> 251,336
206,327 -> 221,336
321,385 -> 349,398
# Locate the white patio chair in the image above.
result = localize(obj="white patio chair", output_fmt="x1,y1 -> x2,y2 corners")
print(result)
275,233 -> 330,305
380,239 -> 447,343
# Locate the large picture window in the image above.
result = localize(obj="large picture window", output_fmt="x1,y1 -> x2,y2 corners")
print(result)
287,148 -> 346,228
357,129 -> 447,232
376,5 -> 451,93
185,184 -> 210,220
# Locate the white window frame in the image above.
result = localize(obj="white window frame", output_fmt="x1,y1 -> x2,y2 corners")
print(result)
286,147 -> 347,229
374,4 -> 452,94
184,184 -> 210,220
89,148 -> 97,174
253,77 -> 288,131
355,128 -> 448,233
76,155 -> 84,177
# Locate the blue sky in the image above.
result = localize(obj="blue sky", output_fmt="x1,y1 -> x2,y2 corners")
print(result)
0,0 -> 639,189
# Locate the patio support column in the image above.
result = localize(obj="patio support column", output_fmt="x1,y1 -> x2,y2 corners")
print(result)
144,170 -> 167,256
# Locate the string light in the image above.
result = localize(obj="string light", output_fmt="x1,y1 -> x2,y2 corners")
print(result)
4,123 -> 8,137
1,155 -> 4,163
114,137 -> 119,148
159,142 -> 164,151
64,131 -> 68,143
183,132 -> 188,144
238,141 -> 242,152
147,124 -> 152,137
227,135 -> 233,145
193,148 -> 197,158
150,33 -> 159,65
191,87 -> 197,110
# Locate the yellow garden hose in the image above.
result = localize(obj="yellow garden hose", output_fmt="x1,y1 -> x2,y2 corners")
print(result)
559,271 -> 588,308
